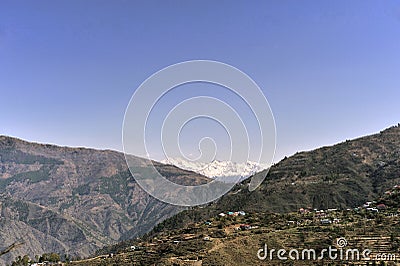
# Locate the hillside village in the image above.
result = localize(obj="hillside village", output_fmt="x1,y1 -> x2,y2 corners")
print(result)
6,183 -> 400,266
4,183 -> 400,266
11,184 -> 398,266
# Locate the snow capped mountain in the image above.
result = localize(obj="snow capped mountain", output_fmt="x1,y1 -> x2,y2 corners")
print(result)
160,157 -> 268,182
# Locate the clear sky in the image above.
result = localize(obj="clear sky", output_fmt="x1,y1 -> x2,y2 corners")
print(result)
1,1 -> 400,162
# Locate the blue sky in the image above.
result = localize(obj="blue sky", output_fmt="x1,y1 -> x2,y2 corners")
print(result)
1,1 -> 400,162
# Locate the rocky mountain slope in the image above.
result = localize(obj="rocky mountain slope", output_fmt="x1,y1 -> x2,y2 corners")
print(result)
115,124 -> 400,242
0,136 -> 209,264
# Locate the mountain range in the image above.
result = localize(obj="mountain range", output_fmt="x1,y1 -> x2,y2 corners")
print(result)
0,136 -> 209,265
160,157 -> 268,182
131,124 -> 400,239
76,124 -> 400,265
1,124 -> 400,265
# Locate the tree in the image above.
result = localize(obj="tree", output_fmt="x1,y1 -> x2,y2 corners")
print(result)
39,252 -> 60,262
48,253 -> 60,262
11,255 -> 30,266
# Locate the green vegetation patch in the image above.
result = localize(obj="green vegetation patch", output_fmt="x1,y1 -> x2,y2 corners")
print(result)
99,171 -> 131,206
0,149 -> 63,165
0,166 -> 52,190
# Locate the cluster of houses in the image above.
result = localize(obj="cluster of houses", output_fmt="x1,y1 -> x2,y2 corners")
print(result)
320,218 -> 341,224
299,208 -> 339,215
296,198 -> 394,225
299,208 -> 339,214
357,201 -> 387,213
236,224 -> 258,230
215,211 -> 258,231
297,208 -> 342,225
218,211 -> 246,217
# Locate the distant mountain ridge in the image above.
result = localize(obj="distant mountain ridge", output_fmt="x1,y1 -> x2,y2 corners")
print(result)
138,124 -> 400,237
0,136 -> 209,264
161,157 -> 268,182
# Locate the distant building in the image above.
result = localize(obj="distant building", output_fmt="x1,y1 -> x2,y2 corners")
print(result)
376,204 -> 387,210
367,207 -> 379,213
320,219 -> 332,224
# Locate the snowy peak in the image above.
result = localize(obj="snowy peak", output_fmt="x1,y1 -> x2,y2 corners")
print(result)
160,157 -> 268,182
